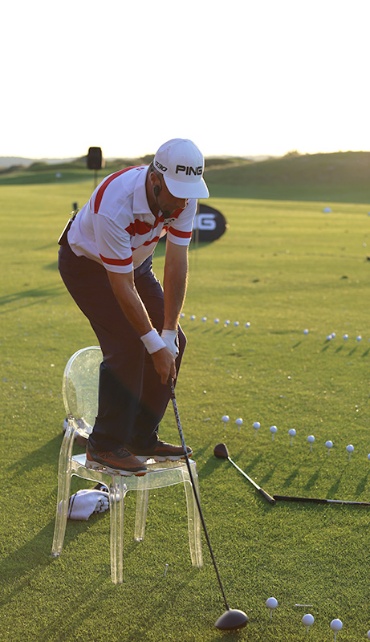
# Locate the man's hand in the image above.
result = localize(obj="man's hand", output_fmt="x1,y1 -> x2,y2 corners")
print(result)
161,329 -> 179,357
151,347 -> 176,384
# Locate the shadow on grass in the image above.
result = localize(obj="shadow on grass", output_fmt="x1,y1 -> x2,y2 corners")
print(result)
37,566 -> 208,642
356,471 -> 369,495
196,441 -> 228,482
304,468 -> 321,491
292,340 -> 302,349
327,473 -> 344,497
0,284 -> 64,311
7,434 -> 64,475
0,521 -> 59,607
282,469 -> 299,489
260,466 -> 277,488
44,261 -> 59,271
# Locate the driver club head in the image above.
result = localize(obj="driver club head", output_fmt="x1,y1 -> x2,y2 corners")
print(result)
215,608 -> 249,630
214,442 -> 229,459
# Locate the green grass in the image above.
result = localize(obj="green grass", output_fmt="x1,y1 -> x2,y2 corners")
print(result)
0,177 -> 369,641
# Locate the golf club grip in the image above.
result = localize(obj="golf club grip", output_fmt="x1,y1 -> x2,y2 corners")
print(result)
274,495 -> 326,504
259,488 -> 276,505
273,495 -> 370,506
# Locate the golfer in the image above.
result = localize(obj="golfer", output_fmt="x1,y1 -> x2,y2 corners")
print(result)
58,138 -> 209,475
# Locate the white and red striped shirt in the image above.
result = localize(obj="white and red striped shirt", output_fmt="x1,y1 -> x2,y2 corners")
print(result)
68,165 -> 197,273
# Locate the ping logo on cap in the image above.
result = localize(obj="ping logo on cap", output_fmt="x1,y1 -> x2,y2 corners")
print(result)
155,160 -> 167,172
176,165 -> 203,176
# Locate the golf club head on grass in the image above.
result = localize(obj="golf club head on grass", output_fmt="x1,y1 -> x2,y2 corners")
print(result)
215,608 -> 249,630
214,442 -> 229,459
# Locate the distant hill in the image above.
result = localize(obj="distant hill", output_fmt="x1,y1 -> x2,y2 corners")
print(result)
0,151 -> 369,203
204,151 -> 370,202
0,156 -> 77,168
0,157 -> 34,168
0,154 -> 266,169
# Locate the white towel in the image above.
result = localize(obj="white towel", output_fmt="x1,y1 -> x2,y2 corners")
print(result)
68,489 -> 109,520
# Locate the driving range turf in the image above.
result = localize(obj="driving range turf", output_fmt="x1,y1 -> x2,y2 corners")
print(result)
0,167 -> 369,641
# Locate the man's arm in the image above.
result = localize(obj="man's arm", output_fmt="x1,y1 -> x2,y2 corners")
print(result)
163,240 -> 189,331
107,270 -> 175,384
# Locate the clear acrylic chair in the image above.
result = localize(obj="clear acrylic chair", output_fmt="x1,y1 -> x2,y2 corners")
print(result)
51,346 -> 203,583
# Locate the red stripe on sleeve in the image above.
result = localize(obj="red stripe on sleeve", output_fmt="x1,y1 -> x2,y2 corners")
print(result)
99,254 -> 133,267
168,228 -> 192,239
94,167 -> 136,214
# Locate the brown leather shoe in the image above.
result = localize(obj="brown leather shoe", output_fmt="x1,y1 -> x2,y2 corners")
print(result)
86,443 -> 147,476
129,440 -> 193,462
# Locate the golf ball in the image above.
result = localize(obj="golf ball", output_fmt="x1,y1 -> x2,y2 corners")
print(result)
343,333 -> 349,340
367,630 -> 370,640
214,318 -> 220,324
222,415 -> 230,423
270,425 -> 278,434
356,335 -> 362,342
224,320 -> 230,326
346,444 -> 354,453
201,316 -> 207,322
367,454 -> 370,461
190,315 -> 196,320
245,322 -> 251,328
302,613 -> 315,627
266,597 -> 278,609
253,421 -> 260,430
234,321 -> 239,326
303,329 -> 309,335
325,440 -> 333,449
288,428 -> 296,437
330,619 -> 343,632
307,435 -> 315,444
235,418 -> 243,426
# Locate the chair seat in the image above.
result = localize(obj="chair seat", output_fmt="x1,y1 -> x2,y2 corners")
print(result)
51,347 -> 203,583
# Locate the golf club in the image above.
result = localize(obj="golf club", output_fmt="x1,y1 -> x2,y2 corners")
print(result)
274,494 -> 370,507
214,443 -> 276,505
169,383 -> 248,631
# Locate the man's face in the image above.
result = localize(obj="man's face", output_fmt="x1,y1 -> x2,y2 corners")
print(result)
156,175 -> 189,217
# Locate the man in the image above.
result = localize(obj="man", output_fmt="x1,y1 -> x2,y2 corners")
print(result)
58,138 -> 209,476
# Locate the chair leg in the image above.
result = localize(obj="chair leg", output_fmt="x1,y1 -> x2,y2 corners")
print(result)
134,488 -> 149,542
109,476 -> 126,584
182,466 -> 203,568
51,426 -> 75,557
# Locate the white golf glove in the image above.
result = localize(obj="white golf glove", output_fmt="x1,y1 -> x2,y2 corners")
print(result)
160,329 -> 179,357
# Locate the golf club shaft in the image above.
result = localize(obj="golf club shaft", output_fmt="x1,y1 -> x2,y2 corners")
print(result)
228,457 -> 276,505
274,495 -> 370,507
170,382 -> 231,612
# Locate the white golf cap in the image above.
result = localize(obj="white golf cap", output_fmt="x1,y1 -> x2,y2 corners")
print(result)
153,138 -> 209,199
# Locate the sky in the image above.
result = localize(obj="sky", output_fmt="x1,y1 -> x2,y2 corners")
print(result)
2,0 -> 370,160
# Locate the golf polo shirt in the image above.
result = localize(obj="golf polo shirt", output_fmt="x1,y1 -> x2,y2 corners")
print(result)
68,166 -> 197,273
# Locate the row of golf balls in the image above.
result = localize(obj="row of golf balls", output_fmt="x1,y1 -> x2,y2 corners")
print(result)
222,417 -> 370,460
323,331 -> 365,342
180,313 -> 251,328
181,315 -> 368,341
266,597 -> 370,638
